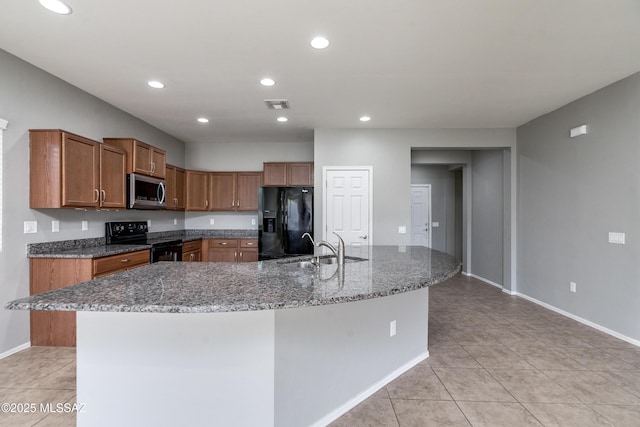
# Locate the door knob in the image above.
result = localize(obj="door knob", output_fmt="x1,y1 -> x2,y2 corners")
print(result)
359,235 -> 368,240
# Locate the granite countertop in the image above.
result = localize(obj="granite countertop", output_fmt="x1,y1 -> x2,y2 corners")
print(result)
6,246 -> 460,313
27,229 -> 258,259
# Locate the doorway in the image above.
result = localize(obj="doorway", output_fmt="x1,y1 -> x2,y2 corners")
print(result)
323,167 -> 372,246
410,185 -> 431,247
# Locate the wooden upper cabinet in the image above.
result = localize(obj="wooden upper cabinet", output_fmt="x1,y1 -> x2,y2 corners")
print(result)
30,129 -> 125,209
288,163 -> 314,186
262,163 -> 288,186
263,162 -> 313,186
186,170 -> 209,211
209,172 -> 236,211
99,144 -> 127,209
166,164 -> 186,211
236,173 -> 262,211
104,138 -> 166,179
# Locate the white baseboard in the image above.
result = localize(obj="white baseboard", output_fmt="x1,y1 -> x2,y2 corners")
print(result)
468,273 -> 503,290
516,292 -> 640,348
461,271 -> 471,276
0,342 -> 30,360
502,288 -> 517,296
310,351 -> 429,427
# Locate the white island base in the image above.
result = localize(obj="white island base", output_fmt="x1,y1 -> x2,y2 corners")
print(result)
76,288 -> 429,427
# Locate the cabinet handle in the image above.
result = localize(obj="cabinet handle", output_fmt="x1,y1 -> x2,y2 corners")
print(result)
205,200 -> 209,208
235,251 -> 238,262
220,242 -> 228,246
121,258 -> 131,263
150,162 -> 155,173
190,253 -> 195,261
246,242 -> 254,246
94,189 -> 99,203
174,198 -> 178,207
101,190 -> 106,202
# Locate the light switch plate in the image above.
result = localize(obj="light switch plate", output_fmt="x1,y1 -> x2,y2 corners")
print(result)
432,222 -> 440,227
209,218 -> 215,225
24,221 -> 38,234
398,226 -> 406,234
608,232 -> 625,245
52,221 -> 60,232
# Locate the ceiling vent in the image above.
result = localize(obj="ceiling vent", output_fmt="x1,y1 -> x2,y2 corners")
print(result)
264,99 -> 290,110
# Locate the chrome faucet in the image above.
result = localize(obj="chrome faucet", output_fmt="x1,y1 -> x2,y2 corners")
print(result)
301,233 -> 320,266
302,232 -> 346,266
316,232 -> 345,266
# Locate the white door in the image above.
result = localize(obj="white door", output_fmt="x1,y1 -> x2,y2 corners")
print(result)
410,185 -> 431,247
324,168 -> 371,246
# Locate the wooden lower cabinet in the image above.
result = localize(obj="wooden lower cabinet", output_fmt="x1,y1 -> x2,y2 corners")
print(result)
30,249 -> 149,347
206,239 -> 258,263
182,239 -> 202,262
239,239 -> 259,262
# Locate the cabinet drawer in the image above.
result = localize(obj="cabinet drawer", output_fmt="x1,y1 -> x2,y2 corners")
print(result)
94,249 -> 150,276
209,239 -> 238,248
182,240 -> 201,253
240,239 -> 258,248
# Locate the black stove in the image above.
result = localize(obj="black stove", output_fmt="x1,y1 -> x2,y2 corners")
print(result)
105,221 -> 182,262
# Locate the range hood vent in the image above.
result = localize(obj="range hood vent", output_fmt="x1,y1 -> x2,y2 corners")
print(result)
264,99 -> 290,110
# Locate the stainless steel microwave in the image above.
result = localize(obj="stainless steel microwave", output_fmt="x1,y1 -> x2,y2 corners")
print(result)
126,173 -> 166,209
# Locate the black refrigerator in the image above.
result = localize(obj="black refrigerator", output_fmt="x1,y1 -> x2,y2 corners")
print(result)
258,186 -> 314,260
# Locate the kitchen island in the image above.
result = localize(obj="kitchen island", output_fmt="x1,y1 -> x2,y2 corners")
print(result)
7,246 -> 459,427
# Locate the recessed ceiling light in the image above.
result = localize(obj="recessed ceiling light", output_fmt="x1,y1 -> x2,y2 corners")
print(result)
147,80 -> 165,89
277,117 -> 288,123
39,0 -> 73,15
260,78 -> 276,87
197,117 -> 209,123
310,36 -> 330,49
360,116 -> 371,122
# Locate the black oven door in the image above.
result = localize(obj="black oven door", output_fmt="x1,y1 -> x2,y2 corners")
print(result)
151,242 -> 183,263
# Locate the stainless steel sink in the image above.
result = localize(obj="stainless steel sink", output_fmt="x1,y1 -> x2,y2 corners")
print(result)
279,256 -> 367,268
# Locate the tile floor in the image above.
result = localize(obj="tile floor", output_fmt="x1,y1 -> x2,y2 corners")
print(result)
1,274 -> 639,426
330,274 -> 640,426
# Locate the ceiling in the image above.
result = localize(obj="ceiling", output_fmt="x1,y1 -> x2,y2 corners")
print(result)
1,0 -> 639,144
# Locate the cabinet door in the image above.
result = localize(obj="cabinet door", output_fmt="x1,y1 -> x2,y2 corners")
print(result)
165,165 -> 177,209
99,144 -> 126,208
263,163 -> 287,186
238,239 -> 258,262
237,173 -> 262,211
133,141 -> 153,175
30,258 -> 93,347
207,248 -> 238,262
288,163 -> 314,186
175,167 -> 186,210
186,170 -> 209,211
62,134 -> 100,207
183,250 -> 202,262
209,172 -> 236,211
151,148 -> 166,178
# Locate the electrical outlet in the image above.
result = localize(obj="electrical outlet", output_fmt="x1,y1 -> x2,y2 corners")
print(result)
390,320 -> 397,337
251,218 -> 257,226
570,282 -> 577,293
52,221 -> 60,232
209,218 -> 215,225
174,218 -> 178,225
24,221 -> 38,234
81,220 -> 88,231
608,232 -> 625,245
147,220 -> 152,228
398,226 -> 406,234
